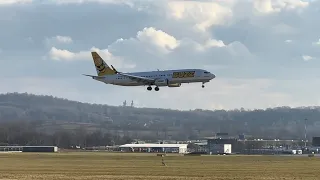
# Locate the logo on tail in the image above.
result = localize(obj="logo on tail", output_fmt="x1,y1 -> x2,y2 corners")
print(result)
91,52 -> 117,76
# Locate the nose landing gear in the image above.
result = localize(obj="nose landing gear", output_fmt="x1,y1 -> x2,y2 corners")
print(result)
202,82 -> 205,88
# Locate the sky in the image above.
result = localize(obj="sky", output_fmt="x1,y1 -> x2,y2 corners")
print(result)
1,0 -> 320,111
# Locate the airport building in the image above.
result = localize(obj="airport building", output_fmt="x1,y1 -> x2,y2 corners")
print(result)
22,146 -> 58,152
312,137 -> 320,146
203,132 -> 306,155
205,134 -> 239,153
0,146 -> 22,152
0,146 -> 58,153
119,143 -> 188,154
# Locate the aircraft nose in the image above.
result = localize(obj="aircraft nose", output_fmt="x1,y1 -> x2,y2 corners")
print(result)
211,73 -> 216,79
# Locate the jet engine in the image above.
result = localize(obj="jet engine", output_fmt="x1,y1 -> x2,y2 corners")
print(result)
168,83 -> 181,87
154,79 -> 181,87
154,79 -> 169,86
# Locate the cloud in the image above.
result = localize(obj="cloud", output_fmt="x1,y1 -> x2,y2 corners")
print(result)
49,35 -> 72,44
134,27 -> 180,53
312,39 -> 320,46
48,47 -> 110,61
49,47 -> 87,61
46,0 -> 134,6
1,0 -> 320,110
44,36 -> 73,48
48,46 -> 135,70
165,0 -> 233,32
253,0 -> 309,14
47,26 -> 253,72
302,55 -> 313,61
0,0 -> 33,5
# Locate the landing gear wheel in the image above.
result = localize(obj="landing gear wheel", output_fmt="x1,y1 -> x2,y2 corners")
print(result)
202,85 -> 205,88
155,86 -> 159,91
147,86 -> 152,91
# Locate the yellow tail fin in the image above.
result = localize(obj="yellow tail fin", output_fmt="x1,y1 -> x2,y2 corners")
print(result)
91,52 -> 116,76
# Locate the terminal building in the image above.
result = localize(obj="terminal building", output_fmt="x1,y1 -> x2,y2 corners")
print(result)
119,143 -> 188,154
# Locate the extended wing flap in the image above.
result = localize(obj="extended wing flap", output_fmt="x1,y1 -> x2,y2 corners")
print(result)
119,73 -> 155,84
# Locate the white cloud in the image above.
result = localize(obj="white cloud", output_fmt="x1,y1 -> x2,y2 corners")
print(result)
253,0 -> 309,14
204,39 -> 226,48
254,0 -> 276,13
44,0 -> 133,6
312,39 -> 320,46
165,0 -> 233,32
48,46 -> 135,69
45,35 -> 73,47
50,26 -> 253,72
49,47 -> 86,61
49,47 -> 108,61
302,55 -> 313,61
55,36 -> 73,44
0,0 -> 32,5
135,27 -> 180,53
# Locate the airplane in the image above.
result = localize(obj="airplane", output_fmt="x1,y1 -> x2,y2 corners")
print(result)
83,52 -> 216,91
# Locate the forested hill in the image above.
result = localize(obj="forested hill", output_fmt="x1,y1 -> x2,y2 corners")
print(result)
0,92 -> 320,140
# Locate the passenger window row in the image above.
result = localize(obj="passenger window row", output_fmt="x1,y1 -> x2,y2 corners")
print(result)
116,74 -> 172,79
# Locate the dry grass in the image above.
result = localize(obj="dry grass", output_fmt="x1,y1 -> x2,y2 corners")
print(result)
0,152 -> 319,180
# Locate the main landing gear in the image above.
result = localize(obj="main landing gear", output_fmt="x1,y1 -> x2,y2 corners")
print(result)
147,86 -> 160,91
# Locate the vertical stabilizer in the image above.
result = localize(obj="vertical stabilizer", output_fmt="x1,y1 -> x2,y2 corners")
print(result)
91,52 -> 116,76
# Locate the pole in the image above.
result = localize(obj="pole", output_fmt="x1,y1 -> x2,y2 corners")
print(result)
304,118 -> 307,147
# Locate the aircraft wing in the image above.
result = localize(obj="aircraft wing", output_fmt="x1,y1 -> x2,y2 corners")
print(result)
118,72 -> 155,84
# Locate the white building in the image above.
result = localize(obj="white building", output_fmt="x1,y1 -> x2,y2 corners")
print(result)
119,144 -> 188,154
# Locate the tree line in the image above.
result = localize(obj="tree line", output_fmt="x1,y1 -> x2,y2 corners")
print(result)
0,120 -> 132,148
0,92 -> 319,142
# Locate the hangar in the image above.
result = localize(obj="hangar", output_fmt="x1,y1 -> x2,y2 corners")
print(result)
119,144 -> 188,154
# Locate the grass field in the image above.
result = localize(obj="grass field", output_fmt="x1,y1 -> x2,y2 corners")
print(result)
0,152 -> 319,180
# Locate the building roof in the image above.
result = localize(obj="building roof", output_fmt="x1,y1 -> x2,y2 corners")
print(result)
194,142 -> 207,146
119,144 -> 188,148
0,146 -> 57,148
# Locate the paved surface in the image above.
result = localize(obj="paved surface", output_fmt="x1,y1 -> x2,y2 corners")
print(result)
275,154 -> 320,157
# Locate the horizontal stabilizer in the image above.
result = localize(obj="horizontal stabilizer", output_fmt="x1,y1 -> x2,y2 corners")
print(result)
82,74 -> 105,80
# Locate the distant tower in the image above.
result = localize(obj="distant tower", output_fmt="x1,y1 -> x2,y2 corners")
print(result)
123,100 -> 127,107
131,100 -> 134,107
304,118 -> 307,147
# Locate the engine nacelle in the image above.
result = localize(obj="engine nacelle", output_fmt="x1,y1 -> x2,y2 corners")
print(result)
154,79 -> 169,86
168,83 -> 181,87
154,79 -> 182,87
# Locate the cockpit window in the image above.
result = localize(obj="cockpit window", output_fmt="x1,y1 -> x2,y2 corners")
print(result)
204,71 -> 209,74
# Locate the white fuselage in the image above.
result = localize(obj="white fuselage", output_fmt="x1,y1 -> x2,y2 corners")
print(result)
94,69 -> 215,87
